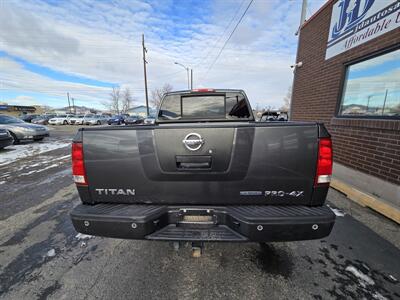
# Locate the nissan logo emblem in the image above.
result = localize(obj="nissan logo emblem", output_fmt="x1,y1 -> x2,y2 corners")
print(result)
182,133 -> 204,151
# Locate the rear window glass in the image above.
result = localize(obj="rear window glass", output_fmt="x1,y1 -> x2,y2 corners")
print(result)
182,96 -> 225,118
158,92 -> 251,121
159,95 -> 181,120
225,92 -> 251,119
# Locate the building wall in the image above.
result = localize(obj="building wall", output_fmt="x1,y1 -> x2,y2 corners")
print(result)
291,1 -> 400,186
0,105 -> 40,117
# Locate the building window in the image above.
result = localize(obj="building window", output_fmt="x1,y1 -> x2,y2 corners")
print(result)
339,49 -> 400,118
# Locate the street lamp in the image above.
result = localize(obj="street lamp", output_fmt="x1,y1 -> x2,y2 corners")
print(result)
174,62 -> 191,90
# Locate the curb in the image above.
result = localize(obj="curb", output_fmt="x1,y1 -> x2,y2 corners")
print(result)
330,178 -> 400,225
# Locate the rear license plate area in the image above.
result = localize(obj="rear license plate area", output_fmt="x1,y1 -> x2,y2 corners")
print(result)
178,209 -> 217,225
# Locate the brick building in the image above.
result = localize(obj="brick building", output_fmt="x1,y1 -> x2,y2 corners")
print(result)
291,0 -> 399,209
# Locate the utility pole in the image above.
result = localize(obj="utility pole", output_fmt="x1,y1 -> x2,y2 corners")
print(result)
191,69 -> 193,89
67,92 -> 71,113
289,0 -> 308,120
382,89 -> 388,115
299,0 -> 308,30
142,34 -> 150,116
71,97 -> 76,114
186,68 -> 190,90
366,95 -> 372,111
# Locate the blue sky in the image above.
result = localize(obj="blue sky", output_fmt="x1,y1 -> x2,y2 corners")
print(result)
0,0 -> 326,110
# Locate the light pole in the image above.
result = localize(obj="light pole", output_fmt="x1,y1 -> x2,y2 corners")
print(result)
174,62 -> 191,90
289,0 -> 308,120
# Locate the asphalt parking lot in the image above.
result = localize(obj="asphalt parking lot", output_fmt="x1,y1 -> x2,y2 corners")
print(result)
0,126 -> 399,300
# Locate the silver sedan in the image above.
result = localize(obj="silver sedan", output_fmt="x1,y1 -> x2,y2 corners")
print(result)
84,115 -> 108,125
0,115 -> 50,144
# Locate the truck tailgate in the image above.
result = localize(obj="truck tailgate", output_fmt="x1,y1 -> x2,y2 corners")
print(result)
82,123 -> 318,205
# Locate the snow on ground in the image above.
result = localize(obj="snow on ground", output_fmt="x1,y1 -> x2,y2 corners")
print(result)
345,265 -> 375,285
327,205 -> 345,217
46,249 -> 56,258
20,163 -> 61,176
14,154 -> 71,172
0,141 -> 70,167
372,292 -> 389,300
75,233 -> 94,240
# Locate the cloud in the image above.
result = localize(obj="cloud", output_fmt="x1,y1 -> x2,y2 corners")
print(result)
0,57 -> 112,107
0,2 -> 80,56
0,0 -> 327,109
344,68 -> 400,103
4,95 -> 41,106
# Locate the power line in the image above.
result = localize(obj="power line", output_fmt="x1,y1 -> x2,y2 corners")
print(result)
194,0 -> 246,67
204,0 -> 254,77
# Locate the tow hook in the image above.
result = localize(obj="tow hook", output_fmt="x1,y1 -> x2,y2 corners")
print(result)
191,242 -> 204,258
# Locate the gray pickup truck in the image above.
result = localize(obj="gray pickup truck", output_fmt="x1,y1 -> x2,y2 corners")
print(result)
70,89 -> 335,245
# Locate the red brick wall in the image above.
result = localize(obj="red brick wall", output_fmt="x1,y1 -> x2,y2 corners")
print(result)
291,1 -> 400,185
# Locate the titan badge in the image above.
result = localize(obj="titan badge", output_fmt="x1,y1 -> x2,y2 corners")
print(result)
95,189 -> 135,196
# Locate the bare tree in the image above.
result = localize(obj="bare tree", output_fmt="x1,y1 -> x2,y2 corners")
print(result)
101,87 -> 121,114
150,83 -> 173,108
121,88 -> 134,114
280,87 -> 291,111
40,105 -> 52,113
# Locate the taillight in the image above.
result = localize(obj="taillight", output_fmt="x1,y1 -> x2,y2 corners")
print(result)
315,137 -> 332,186
72,142 -> 87,185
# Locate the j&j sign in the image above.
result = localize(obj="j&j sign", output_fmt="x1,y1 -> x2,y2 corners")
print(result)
326,0 -> 400,59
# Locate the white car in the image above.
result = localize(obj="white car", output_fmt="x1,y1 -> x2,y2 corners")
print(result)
69,115 -> 85,125
48,114 -> 75,125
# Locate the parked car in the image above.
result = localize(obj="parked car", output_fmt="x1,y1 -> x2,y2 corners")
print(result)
107,115 -> 126,125
69,115 -> 85,125
0,129 -> 14,149
259,111 -> 288,122
32,115 -> 56,125
21,114 -> 40,123
48,114 -> 75,125
143,117 -> 156,125
0,115 -> 49,144
70,89 -> 335,253
124,115 -> 144,125
84,115 -> 108,125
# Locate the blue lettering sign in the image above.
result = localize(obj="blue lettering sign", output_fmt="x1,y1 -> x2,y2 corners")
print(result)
332,0 -> 375,39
